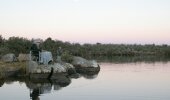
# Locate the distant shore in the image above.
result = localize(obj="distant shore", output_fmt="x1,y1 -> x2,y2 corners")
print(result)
0,35 -> 170,59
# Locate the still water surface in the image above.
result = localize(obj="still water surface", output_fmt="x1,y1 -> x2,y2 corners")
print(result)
0,61 -> 170,100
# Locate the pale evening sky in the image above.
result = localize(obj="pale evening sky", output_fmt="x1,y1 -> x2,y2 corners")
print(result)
0,0 -> 170,44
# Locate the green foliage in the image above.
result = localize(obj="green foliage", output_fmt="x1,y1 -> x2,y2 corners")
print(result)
0,35 -> 5,46
0,35 -> 170,58
5,37 -> 32,55
41,37 -> 56,56
0,47 -> 10,56
163,48 -> 170,57
61,51 -> 73,63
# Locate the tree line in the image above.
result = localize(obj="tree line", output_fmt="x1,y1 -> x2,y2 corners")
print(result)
0,35 -> 170,58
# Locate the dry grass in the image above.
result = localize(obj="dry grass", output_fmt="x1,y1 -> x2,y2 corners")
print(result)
0,61 -> 26,68
0,61 -> 27,79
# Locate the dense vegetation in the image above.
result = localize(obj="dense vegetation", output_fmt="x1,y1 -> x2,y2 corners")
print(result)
0,35 -> 32,56
0,35 -> 170,59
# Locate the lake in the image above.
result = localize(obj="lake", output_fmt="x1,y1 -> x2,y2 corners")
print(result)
0,60 -> 170,100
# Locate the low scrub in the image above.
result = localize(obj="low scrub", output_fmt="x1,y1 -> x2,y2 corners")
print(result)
0,61 -> 27,77
61,51 -> 73,63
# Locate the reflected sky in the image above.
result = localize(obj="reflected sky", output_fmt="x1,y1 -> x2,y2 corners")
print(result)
0,61 -> 170,100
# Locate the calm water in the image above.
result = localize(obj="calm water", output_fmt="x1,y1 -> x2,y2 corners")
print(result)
1,61 -> 170,100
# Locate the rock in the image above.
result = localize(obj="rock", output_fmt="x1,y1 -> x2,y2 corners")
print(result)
52,63 -> 67,73
51,62 -> 76,74
68,72 -> 80,79
0,67 -> 21,78
75,66 -> 100,74
0,79 -> 4,87
28,61 -> 77,79
28,62 -> 68,74
67,68 -> 77,75
2,53 -> 17,63
81,73 -> 99,79
59,62 -> 76,75
72,57 -> 99,68
27,61 -> 39,74
72,56 -> 100,74
18,54 -> 30,62
51,74 -> 71,86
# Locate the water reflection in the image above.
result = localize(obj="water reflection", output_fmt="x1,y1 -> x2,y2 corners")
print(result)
0,79 -> 4,87
30,88 -> 40,100
28,80 -> 59,100
81,73 -> 98,79
27,77 -> 71,100
0,72 -> 99,100
94,56 -> 170,63
2,58 -> 170,100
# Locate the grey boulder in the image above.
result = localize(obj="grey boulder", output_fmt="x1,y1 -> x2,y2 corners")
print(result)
72,56 -> 100,74
2,53 -> 17,63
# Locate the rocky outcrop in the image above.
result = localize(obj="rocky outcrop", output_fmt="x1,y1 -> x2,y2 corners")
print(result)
27,56 -> 100,79
56,62 -> 77,75
72,56 -> 100,74
2,53 -> 17,63
27,61 -> 39,74
28,61 -> 77,79
28,61 -> 75,74
18,54 -> 30,62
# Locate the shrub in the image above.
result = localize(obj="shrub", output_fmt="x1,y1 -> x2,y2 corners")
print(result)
61,51 -> 73,63
164,48 -> 170,57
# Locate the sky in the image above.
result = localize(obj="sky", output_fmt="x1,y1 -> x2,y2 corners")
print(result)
0,0 -> 170,44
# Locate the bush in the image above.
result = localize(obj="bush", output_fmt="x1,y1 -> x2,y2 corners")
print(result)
0,47 -> 10,56
164,48 -> 170,57
61,51 -> 73,63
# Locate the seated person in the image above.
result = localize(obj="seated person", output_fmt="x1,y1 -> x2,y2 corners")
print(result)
30,43 -> 41,61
